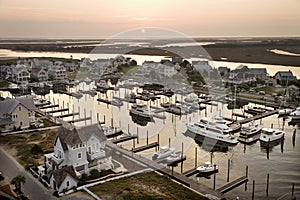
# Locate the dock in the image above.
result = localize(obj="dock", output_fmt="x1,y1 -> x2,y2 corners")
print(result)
66,117 -> 91,123
97,98 -> 111,105
232,112 -> 247,118
57,112 -> 79,118
47,108 -> 69,114
182,167 -> 199,177
132,142 -> 159,153
111,135 -> 138,144
239,109 -> 279,124
216,176 -> 248,193
39,104 -> 59,109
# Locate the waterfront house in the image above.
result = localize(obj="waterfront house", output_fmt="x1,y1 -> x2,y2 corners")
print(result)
11,64 -> 30,84
222,65 -> 256,85
48,63 -> 66,81
49,166 -> 78,193
42,124 -> 113,192
31,58 -> 53,70
249,68 -> 268,80
31,67 -> 48,82
64,62 -> 78,72
0,96 -> 36,131
274,70 -> 297,85
218,66 -> 230,77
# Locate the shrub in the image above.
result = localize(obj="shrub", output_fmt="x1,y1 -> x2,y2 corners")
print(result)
31,144 -> 43,155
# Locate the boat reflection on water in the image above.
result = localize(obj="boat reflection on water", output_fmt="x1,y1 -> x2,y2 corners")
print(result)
260,137 -> 284,160
183,130 -> 234,153
129,112 -> 154,126
288,119 -> 300,128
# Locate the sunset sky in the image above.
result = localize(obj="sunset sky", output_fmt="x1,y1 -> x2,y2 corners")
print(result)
0,0 -> 299,38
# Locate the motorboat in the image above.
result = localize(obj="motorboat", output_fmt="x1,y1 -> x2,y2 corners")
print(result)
84,77 -> 92,84
186,117 -> 238,144
165,152 -> 186,165
130,103 -> 154,119
212,116 -> 240,133
290,107 -> 300,120
238,121 -> 263,143
184,96 -> 199,103
259,128 -> 284,143
96,80 -> 110,89
103,126 -> 123,138
245,106 -> 266,115
197,161 -> 218,174
152,146 -> 175,160
278,108 -> 293,117
111,98 -> 123,107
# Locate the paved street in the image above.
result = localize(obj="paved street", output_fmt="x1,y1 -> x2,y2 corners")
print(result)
0,148 -> 54,200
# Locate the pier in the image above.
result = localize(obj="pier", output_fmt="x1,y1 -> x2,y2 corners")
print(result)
216,176 -> 248,193
47,108 -> 69,114
239,109 -> 279,124
66,117 -> 91,123
39,104 -> 59,109
132,142 -> 159,153
182,167 -> 199,177
56,112 -> 79,118
111,135 -> 138,144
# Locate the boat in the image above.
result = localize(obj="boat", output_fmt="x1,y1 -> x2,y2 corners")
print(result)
160,102 -> 174,108
197,161 -> 218,174
103,126 -> 123,138
184,96 -> 199,103
238,121 -> 263,143
168,105 -> 189,115
84,77 -> 92,84
290,107 -> 300,120
245,106 -> 266,115
165,152 -> 186,165
96,80 -> 110,90
259,128 -> 284,143
71,92 -> 83,98
130,103 -> 154,119
152,146 -> 175,160
211,116 -> 240,133
278,108 -> 293,117
186,117 -> 238,144
111,98 -> 123,107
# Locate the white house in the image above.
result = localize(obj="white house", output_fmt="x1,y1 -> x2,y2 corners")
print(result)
49,166 -> 78,193
42,124 -> 113,192
48,64 -> 66,81
31,67 -> 48,81
11,64 -> 30,83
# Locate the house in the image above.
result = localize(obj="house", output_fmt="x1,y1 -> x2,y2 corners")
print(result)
249,68 -> 268,80
192,61 -> 212,77
223,65 -> 256,85
11,64 -> 30,84
31,67 -> 48,81
64,62 -> 78,72
274,70 -> 297,84
0,96 -> 36,131
172,57 -> 183,64
218,66 -> 230,77
42,124 -> 113,192
48,63 -> 66,81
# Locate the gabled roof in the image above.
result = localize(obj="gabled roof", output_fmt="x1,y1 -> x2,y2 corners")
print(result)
54,124 -> 106,150
249,68 -> 267,75
0,118 -> 13,126
0,97 -> 36,115
51,166 -> 78,188
16,96 -> 37,111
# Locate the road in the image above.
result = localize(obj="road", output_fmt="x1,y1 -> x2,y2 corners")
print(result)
0,148 -> 54,200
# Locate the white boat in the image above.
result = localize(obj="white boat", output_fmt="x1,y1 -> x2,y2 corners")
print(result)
84,77 -> 92,84
111,98 -> 123,107
96,80 -> 110,89
186,117 -> 238,144
197,161 -> 218,173
259,128 -> 284,143
290,107 -> 300,120
103,126 -> 123,137
152,146 -> 175,160
130,103 -> 154,118
166,152 -> 186,165
212,116 -> 241,133
278,108 -> 293,116
239,121 -> 263,139
184,96 -> 199,103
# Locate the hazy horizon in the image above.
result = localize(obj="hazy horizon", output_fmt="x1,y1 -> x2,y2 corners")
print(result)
0,0 -> 300,39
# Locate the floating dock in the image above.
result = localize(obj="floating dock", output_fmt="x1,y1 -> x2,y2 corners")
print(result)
67,117 -> 91,123
57,112 -> 79,118
111,135 -> 138,144
216,176 -> 248,193
182,167 -> 199,177
239,109 -> 279,124
132,142 -> 159,153
39,104 -> 59,109
47,108 -> 69,114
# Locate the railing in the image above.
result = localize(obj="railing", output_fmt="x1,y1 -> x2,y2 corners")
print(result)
89,151 -> 105,160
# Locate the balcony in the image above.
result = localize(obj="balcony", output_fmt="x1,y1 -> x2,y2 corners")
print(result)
89,150 -> 105,160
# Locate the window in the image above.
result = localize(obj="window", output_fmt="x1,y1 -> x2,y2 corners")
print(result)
66,181 -> 70,187
28,113 -> 31,117
19,106 -> 21,111
78,153 -> 82,159
20,121 -> 23,126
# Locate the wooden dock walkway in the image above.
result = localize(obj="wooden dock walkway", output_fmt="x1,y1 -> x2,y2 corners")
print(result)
47,108 -> 69,114
106,141 -> 226,199
132,142 -> 159,153
232,113 -> 247,118
239,109 -> 278,124
216,176 -> 248,193
182,167 -> 199,177
111,135 -> 138,144
66,117 -> 91,123
39,104 -> 59,109
57,112 -> 79,118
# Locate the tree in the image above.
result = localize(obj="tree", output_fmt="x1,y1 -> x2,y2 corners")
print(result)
11,175 -> 26,192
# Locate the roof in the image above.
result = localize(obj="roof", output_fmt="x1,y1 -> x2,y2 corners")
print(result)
249,68 -> 267,75
0,97 -> 36,115
54,124 -> 106,150
0,184 -> 18,200
0,118 -> 13,126
51,166 -> 78,188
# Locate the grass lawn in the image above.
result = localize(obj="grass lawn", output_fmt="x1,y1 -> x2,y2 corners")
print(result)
0,129 -> 57,168
89,172 -> 208,200
255,86 -> 285,95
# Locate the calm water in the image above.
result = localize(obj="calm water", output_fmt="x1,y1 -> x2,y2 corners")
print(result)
1,82 -> 299,199
0,49 -> 300,198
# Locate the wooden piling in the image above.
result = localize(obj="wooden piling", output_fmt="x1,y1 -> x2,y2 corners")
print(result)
292,183 -> 294,197
137,127 -> 139,144
147,131 -> 149,145
181,142 -> 184,173
252,180 -> 255,200
195,147 -> 197,168
227,159 -> 230,182
266,173 -> 269,197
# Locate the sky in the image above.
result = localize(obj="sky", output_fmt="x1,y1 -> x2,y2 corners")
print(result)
0,0 -> 300,38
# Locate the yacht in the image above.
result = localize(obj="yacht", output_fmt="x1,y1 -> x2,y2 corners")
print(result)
259,128 -> 284,143
103,126 -> 123,138
130,103 -> 154,119
186,117 -> 238,144
238,121 -> 263,143
152,146 -> 175,160
290,107 -> 300,120
212,116 -> 241,133
166,152 -> 186,165
197,161 -> 218,174
278,108 -> 293,117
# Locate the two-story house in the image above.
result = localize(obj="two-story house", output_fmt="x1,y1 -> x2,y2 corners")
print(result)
11,64 -> 30,84
48,63 -> 66,81
31,67 -> 48,81
0,97 -> 36,131
42,124 -> 113,193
